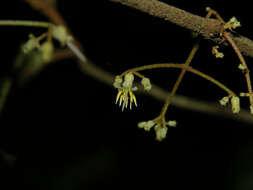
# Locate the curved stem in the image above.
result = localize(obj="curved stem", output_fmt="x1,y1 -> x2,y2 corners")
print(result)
0,20 -> 51,28
223,32 -> 253,108
125,63 -> 235,96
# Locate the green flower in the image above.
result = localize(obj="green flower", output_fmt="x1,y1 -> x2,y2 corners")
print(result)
114,73 -> 137,111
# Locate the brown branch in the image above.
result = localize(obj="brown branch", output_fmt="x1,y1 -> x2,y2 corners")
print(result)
109,0 -> 253,57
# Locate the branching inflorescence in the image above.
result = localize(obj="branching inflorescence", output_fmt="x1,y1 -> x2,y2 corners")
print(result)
0,1 -> 253,141
113,7 -> 248,141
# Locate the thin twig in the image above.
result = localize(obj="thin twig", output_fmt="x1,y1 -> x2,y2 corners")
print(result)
0,20 -> 50,28
126,63 -> 235,96
159,43 -> 199,117
223,32 -> 253,109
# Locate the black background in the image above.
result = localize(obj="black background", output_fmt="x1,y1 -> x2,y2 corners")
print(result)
1,0 -> 253,190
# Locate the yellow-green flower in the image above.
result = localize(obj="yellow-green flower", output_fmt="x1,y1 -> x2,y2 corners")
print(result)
114,73 -> 137,111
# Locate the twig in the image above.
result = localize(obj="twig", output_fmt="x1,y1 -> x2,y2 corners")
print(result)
159,43 -> 199,117
125,63 -> 235,96
0,20 -> 50,28
223,31 -> 253,110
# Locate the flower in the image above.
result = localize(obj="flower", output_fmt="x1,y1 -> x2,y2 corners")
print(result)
138,120 -> 155,131
212,46 -> 224,59
238,64 -> 247,71
167,120 -> 177,127
39,41 -> 54,62
141,77 -> 152,91
23,34 -> 40,53
225,17 -> 241,30
250,105 -> 253,115
114,73 -> 137,111
113,75 -> 122,89
52,25 -> 72,46
138,118 -> 177,141
231,96 -> 240,114
154,124 -> 168,141
219,96 -> 229,106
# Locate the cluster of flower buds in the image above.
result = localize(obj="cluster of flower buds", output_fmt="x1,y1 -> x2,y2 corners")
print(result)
212,46 -> 224,59
224,17 -> 241,30
138,119 -> 177,141
219,95 -> 240,114
22,25 -> 72,62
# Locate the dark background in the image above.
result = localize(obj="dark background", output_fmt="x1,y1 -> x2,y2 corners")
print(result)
0,0 -> 253,189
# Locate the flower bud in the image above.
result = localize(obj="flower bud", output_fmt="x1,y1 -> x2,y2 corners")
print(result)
231,96 -> 240,114
123,73 -> 134,88
113,75 -> 122,89
219,96 -> 229,106
40,41 -> 54,62
23,34 -> 40,53
154,125 -> 168,141
141,77 -> 152,91
52,25 -> 72,46
167,120 -> 177,127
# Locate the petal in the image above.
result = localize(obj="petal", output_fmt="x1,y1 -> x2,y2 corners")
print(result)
116,89 -> 123,104
119,91 -> 126,106
122,93 -> 129,111
129,91 -> 137,107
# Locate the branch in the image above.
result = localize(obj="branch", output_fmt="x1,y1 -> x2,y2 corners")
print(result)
109,0 -> 253,57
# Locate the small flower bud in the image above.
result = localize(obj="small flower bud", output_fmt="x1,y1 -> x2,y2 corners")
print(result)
212,46 -> 224,58
229,17 -> 241,29
250,105 -> 253,115
225,17 -> 241,29
123,73 -> 134,88
219,96 -> 229,106
113,75 -> 122,89
138,121 -> 146,129
40,41 -> 54,62
167,120 -> 177,127
141,77 -> 152,91
205,7 -> 211,12
238,64 -> 247,71
52,25 -> 72,46
23,34 -> 40,53
144,120 -> 155,131
231,96 -> 240,114
240,92 -> 247,97
138,120 -> 154,131
154,125 -> 168,141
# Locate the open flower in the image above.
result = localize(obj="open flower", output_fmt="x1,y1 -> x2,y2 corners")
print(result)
114,73 -> 137,111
